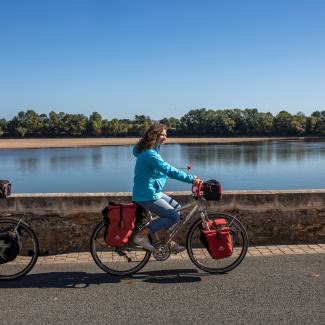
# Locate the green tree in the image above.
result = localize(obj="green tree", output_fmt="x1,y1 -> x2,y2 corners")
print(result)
108,119 -> 121,135
39,113 -> 50,135
62,114 -> 88,136
179,108 -> 213,135
48,111 -> 60,135
163,117 -> 177,129
104,118 -> 130,136
314,113 -> 325,135
101,119 -> 110,136
243,109 -> 260,134
306,116 -> 317,134
256,112 -> 274,135
311,111 -> 323,118
213,110 -> 235,135
273,111 -> 293,135
159,117 -> 179,134
130,115 -> 152,135
9,111 -> 32,137
9,110 -> 45,136
25,110 -> 44,135
223,109 -> 248,135
0,118 -> 7,137
3,108 -> 325,137
290,113 -> 306,135
88,112 -> 102,136
118,119 -> 131,135
47,111 -> 67,136
204,109 -> 218,135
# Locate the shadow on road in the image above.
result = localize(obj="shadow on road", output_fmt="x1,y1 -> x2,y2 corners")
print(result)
136,268 -> 204,284
0,268 -> 209,289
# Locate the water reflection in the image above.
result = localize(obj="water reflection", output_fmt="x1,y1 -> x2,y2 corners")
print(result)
91,148 -> 103,169
50,154 -> 87,170
0,140 -> 325,193
49,148 -> 104,170
17,156 -> 40,171
274,141 -> 325,162
176,141 -> 325,167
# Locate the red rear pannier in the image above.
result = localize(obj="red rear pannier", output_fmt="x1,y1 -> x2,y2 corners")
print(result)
104,203 -> 137,247
201,218 -> 233,259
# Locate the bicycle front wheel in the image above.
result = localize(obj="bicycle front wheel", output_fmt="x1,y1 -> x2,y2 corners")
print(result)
90,221 -> 151,276
0,218 -> 39,281
187,213 -> 248,273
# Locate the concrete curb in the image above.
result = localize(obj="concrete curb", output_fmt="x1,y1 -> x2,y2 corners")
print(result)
31,243 -> 325,265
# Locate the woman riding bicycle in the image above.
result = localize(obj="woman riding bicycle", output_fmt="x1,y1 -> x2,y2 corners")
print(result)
132,123 -> 202,252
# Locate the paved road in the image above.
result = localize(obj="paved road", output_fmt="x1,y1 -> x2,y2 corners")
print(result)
1,254 -> 324,325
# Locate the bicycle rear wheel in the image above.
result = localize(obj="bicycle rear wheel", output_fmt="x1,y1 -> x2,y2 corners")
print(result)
90,221 -> 151,276
0,218 -> 39,281
187,213 -> 248,273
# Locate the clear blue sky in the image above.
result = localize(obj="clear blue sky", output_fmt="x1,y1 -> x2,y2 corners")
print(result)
0,0 -> 324,121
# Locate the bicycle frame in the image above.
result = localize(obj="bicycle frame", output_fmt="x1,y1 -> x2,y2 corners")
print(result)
90,192 -> 248,275
147,197 -> 208,245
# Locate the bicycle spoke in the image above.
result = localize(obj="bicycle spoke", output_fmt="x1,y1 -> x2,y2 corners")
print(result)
90,222 -> 150,275
187,213 -> 248,273
0,218 -> 39,280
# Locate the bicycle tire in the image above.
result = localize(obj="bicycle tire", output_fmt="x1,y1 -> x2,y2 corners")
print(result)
90,221 -> 151,276
187,212 -> 248,273
0,218 -> 39,281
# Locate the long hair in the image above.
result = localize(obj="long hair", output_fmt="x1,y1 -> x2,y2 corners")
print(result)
135,123 -> 166,153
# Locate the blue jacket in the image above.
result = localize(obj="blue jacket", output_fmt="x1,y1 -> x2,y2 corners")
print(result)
132,146 -> 194,202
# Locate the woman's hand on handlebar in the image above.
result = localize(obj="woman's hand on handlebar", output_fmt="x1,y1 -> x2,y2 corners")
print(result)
192,176 -> 203,187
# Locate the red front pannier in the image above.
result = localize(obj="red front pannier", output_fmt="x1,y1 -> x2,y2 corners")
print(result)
201,218 -> 233,259
102,202 -> 137,247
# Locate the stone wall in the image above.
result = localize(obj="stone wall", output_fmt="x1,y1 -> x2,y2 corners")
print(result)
1,190 -> 325,254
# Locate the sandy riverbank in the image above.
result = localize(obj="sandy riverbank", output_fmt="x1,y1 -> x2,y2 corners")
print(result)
0,137 -> 306,149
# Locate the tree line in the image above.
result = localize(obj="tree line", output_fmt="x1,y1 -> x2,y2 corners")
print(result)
0,108 -> 325,138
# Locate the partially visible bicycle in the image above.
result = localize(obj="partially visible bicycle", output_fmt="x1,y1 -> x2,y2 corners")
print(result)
0,218 -> 39,280
90,182 -> 248,276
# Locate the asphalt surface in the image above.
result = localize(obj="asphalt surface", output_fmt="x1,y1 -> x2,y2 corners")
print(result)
1,254 -> 324,325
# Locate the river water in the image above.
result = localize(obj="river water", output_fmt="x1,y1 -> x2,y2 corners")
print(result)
1,139 -> 325,193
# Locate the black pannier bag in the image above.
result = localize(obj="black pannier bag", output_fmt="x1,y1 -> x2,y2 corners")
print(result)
202,179 -> 222,201
0,231 -> 21,264
0,180 -> 11,199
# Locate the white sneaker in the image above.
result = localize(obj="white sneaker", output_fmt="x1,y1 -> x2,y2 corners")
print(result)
133,235 -> 155,252
169,240 -> 186,254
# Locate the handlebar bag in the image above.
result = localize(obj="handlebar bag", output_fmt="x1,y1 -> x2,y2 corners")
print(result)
0,231 -> 21,264
201,218 -> 233,259
0,180 -> 11,199
202,180 -> 222,201
102,202 -> 137,247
